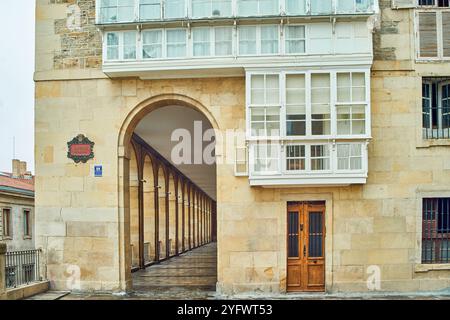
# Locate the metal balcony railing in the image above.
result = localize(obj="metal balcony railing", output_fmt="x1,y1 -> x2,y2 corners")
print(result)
5,249 -> 42,289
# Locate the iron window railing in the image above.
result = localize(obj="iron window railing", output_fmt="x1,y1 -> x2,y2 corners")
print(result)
422,79 -> 450,139
422,198 -> 450,264
5,249 -> 42,289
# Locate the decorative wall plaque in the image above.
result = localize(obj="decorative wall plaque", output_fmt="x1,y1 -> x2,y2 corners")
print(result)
67,134 -> 95,163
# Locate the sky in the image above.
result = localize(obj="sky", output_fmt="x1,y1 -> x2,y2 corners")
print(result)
0,1 -> 35,173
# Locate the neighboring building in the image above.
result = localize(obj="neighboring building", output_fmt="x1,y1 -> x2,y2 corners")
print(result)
0,160 -> 35,251
34,0 -> 450,294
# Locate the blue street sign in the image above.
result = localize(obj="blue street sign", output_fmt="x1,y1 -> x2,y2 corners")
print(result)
94,165 -> 103,177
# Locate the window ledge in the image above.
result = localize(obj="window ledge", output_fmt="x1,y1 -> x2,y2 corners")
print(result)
23,236 -> 32,240
415,263 -> 450,273
417,139 -> 450,148
2,236 -> 12,241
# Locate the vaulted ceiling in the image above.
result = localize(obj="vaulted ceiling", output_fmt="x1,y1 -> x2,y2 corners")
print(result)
134,105 -> 217,200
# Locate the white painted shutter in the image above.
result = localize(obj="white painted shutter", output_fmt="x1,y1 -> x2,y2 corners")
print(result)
391,0 -> 417,9
418,11 -> 438,58
443,12 -> 450,58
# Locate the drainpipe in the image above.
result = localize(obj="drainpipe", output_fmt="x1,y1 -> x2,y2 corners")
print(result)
0,243 -> 6,300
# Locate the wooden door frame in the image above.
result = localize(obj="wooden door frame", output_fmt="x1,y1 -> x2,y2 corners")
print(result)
282,193 -> 333,293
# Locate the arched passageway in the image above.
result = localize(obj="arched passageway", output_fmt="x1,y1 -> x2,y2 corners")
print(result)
121,99 -> 218,294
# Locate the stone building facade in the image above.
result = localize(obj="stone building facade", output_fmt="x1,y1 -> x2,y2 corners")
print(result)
35,0 -> 450,294
0,160 -> 35,252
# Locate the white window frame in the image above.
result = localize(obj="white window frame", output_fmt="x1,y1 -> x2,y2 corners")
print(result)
234,146 -> 249,176
415,9 -> 450,61
335,142 -> 365,173
417,0 -> 450,7
104,31 -> 139,62
246,72 -> 282,139
142,29 -> 165,59
236,0 -> 281,17
238,25 -> 281,56
422,79 -> 450,139
249,143 -> 282,175
190,0 -> 234,18
284,144 -> 307,172
284,24 -> 307,55
166,28 -> 189,59
191,26 -> 235,58
309,144 -> 332,172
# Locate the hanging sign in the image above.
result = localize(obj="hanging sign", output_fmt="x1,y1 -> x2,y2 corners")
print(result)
67,134 -> 95,163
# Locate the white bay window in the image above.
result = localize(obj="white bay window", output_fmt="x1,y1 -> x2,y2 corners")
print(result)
285,26 -> 306,54
214,27 -> 233,56
140,0 -> 162,20
246,70 -> 370,186
193,28 -> 211,56
165,0 -> 186,18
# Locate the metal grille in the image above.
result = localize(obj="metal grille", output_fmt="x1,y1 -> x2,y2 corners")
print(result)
422,80 -> 450,139
5,249 -> 41,288
308,212 -> 323,258
422,198 -> 450,264
288,211 -> 299,257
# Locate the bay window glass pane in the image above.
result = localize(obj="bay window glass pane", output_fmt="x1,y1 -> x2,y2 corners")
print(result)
260,0 -> 279,15
261,26 -> 279,54
106,33 -> 119,60
193,28 -> 211,56
311,74 -> 331,135
123,32 -> 137,60
118,0 -> 135,21
337,105 -> 366,135
250,107 -> 280,136
286,74 -> 306,136
215,27 -> 232,56
352,73 -> 366,102
167,29 -> 186,58
266,75 -> 280,104
143,30 -> 162,59
337,73 -> 351,102
193,0 -> 232,17
254,144 -> 280,173
238,0 -> 258,16
286,0 -> 307,15
239,26 -> 257,55
311,145 -> 330,171
140,0 -> 161,20
212,0 -> 232,16
356,0 -> 371,12
311,0 -> 332,14
286,26 -> 306,54
251,75 -> 265,105
286,145 -> 306,171
352,105 -> 366,134
266,107 -> 281,136
337,144 -> 362,170
336,0 -> 355,13
165,0 -> 185,19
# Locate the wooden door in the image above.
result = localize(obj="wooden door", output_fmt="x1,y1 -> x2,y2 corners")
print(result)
287,202 -> 325,292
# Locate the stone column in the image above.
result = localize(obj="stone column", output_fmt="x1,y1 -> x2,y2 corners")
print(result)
0,243 -> 6,300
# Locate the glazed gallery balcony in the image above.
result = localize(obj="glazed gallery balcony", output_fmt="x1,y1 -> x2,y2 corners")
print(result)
96,0 -> 378,25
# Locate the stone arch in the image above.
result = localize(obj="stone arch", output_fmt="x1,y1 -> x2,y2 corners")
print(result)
117,94 -> 220,291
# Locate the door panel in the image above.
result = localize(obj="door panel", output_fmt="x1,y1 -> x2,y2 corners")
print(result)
287,202 -> 325,292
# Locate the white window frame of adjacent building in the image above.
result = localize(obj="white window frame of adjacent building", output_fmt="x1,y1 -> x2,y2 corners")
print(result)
104,31 -> 138,61
246,70 -> 371,140
238,25 -> 280,56
417,0 -> 450,7
422,78 -> 450,139
415,9 -> 450,60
